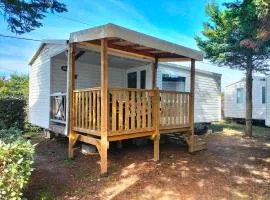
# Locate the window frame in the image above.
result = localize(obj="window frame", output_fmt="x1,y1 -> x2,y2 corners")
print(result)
237,87 -> 244,104
262,86 -> 266,104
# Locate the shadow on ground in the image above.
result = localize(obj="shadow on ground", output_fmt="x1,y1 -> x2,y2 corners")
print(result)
26,130 -> 270,200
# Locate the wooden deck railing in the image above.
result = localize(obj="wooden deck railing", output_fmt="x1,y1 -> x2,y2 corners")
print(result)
109,88 -> 156,135
73,87 -> 101,134
50,93 -> 66,124
71,87 -> 190,136
159,90 -> 190,129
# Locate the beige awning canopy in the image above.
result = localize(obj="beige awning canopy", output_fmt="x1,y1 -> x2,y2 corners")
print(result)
69,23 -> 203,62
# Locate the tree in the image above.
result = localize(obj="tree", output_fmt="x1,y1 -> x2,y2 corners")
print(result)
0,0 -> 67,34
196,0 -> 270,137
0,74 -> 29,99
255,0 -> 270,40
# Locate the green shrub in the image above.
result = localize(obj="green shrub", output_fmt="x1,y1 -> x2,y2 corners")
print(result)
0,98 -> 26,130
0,129 -> 34,200
0,127 -> 22,143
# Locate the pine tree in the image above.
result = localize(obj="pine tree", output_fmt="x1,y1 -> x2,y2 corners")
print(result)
0,0 -> 67,34
196,0 -> 270,137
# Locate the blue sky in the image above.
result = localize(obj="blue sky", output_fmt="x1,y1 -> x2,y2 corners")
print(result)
0,0 -> 246,89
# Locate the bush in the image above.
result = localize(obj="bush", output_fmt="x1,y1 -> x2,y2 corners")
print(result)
0,98 -> 26,130
0,129 -> 34,200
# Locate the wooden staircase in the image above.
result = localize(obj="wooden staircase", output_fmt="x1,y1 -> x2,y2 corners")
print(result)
168,133 -> 209,152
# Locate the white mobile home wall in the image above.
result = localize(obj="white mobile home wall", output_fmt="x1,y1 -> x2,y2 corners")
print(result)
266,76 -> 270,126
29,43 -> 67,129
224,77 -> 266,120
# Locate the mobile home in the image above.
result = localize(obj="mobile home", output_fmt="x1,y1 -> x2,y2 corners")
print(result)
224,76 -> 267,123
28,23 -> 221,174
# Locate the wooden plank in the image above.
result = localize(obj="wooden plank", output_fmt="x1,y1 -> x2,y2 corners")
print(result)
119,91 -> 123,130
125,91 -> 130,130
147,94 -> 152,128
77,134 -> 102,154
74,92 -> 77,127
153,89 -> 160,162
82,91 -> 85,128
174,93 -> 177,125
73,87 -> 101,92
85,92 -> 89,129
108,130 -> 155,141
97,90 -> 101,130
160,126 -> 191,134
109,127 -> 155,135
100,38 -> 109,175
68,43 -> 75,159
73,127 -> 101,137
80,41 -> 155,62
181,94 -> 185,125
89,91 -> 92,129
131,91 -> 135,129
142,92 -> 146,128
185,94 -> 189,125
136,91 -> 141,128
78,92 -> 81,128
112,90 -> 117,131
165,93 -> 169,126
93,91 -> 96,130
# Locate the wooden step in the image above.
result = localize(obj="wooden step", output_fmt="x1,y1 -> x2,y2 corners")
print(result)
184,134 -> 209,152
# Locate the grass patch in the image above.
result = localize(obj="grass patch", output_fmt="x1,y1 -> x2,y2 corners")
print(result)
39,189 -> 54,200
209,121 -> 270,138
63,156 -> 74,165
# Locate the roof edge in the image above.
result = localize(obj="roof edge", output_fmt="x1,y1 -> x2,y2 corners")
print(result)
28,39 -> 68,65
70,23 -> 204,61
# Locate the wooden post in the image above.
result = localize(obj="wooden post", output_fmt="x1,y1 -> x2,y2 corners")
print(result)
100,38 -> 109,175
189,59 -> 195,152
153,88 -> 160,161
68,43 -> 76,158
152,58 -> 158,89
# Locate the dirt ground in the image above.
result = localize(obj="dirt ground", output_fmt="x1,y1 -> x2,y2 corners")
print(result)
26,127 -> 270,200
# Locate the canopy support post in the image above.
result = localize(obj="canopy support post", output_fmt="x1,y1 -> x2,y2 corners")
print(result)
68,43 -> 76,158
100,38 -> 109,175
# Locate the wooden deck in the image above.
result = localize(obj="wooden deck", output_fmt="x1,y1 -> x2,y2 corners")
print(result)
66,36 -> 197,175
71,87 -> 191,139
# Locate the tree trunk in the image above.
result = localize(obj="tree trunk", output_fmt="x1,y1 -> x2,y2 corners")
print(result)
245,58 -> 253,137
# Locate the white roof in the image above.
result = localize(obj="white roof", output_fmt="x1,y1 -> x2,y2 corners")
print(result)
69,23 -> 204,61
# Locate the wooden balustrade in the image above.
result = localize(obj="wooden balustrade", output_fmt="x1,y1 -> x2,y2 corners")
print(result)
72,87 -> 190,136
73,88 -> 101,134
159,90 -> 190,129
109,88 -> 156,134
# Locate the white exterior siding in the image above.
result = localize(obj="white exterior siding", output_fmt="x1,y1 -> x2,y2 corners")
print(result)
52,59 -> 126,93
29,44 -> 67,128
266,76 -> 270,126
157,64 -> 222,123
224,77 -> 266,120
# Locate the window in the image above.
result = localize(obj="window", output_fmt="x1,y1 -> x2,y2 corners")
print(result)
162,74 -> 186,92
262,86 -> 266,104
127,72 -> 137,88
237,88 -> 244,104
140,70 -> 146,89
